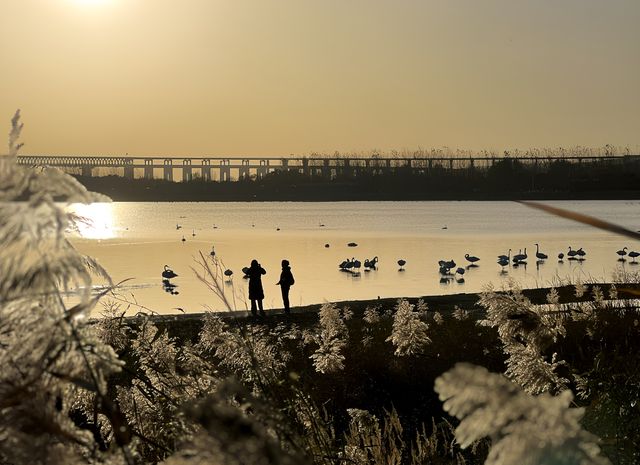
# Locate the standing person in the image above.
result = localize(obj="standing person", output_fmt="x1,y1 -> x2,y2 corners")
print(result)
247,259 -> 266,316
277,259 -> 295,314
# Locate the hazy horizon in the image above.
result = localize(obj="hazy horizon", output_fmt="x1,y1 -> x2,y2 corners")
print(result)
1,0 -> 639,156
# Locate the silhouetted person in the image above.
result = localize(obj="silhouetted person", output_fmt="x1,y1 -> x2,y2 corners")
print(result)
247,259 -> 266,316
277,259 -> 295,314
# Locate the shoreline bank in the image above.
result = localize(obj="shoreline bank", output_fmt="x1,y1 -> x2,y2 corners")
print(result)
141,282 -> 640,340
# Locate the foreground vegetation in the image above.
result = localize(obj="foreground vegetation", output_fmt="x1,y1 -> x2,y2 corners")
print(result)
2,112 -> 639,464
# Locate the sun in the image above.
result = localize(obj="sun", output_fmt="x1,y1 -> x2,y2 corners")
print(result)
71,0 -> 109,6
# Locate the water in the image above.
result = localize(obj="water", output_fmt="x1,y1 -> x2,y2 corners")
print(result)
70,200 -> 640,315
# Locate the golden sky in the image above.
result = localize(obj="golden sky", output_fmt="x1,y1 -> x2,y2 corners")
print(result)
1,0 -> 638,156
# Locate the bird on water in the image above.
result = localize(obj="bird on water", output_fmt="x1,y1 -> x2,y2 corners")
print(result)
162,265 -> 178,279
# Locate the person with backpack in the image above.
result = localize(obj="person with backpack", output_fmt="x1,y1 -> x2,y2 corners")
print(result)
276,259 -> 295,314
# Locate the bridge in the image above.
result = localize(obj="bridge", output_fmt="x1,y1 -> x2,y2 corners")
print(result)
14,154 -> 640,182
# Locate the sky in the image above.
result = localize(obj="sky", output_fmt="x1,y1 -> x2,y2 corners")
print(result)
1,0 -> 638,156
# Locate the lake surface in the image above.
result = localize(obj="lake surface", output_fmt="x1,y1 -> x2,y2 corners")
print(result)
70,201 -> 640,315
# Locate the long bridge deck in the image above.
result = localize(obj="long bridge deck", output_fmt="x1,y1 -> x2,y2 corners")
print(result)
14,154 -> 640,182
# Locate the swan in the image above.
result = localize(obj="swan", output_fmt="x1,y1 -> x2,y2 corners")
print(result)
497,257 -> 509,270
455,267 -> 465,275
364,256 -> 379,269
210,246 -> 216,257
224,269 -> 233,279
567,246 -> 578,259
535,243 -> 548,260
465,254 -> 480,264
616,247 -> 628,260
397,259 -> 406,270
576,248 -> 586,260
352,259 -> 362,272
181,235 -> 186,243
192,229 -> 196,237
344,258 -> 355,271
176,224 -> 182,230
348,242 -> 358,247
162,265 -> 178,279
364,256 -> 378,271
512,248 -> 527,263
439,259 -> 456,270
558,252 -> 564,261
498,249 -> 511,261
628,251 -> 639,263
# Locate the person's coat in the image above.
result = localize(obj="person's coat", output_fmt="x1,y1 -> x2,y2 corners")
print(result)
248,263 -> 266,300
278,266 -> 295,288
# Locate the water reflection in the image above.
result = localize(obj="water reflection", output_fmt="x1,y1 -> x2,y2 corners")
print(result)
67,200 -> 640,315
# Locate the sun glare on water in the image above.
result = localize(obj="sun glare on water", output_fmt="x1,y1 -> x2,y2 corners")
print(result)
69,203 -> 116,240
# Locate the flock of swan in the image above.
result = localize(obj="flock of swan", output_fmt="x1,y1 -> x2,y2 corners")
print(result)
336,242 -> 640,286
339,256 -> 381,272
169,219 -> 640,292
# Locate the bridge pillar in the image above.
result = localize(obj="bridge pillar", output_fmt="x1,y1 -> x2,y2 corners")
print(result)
182,159 -> 193,182
123,158 -> 134,179
201,159 -> 211,181
220,159 -> 231,182
257,159 -> 269,179
81,165 -> 93,177
344,158 -> 353,177
239,159 -> 250,180
322,159 -> 330,178
281,158 -> 289,172
302,157 -> 309,176
144,159 -> 154,179
163,159 -> 173,181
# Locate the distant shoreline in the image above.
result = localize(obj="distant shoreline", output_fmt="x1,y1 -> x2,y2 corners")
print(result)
74,175 -> 640,202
